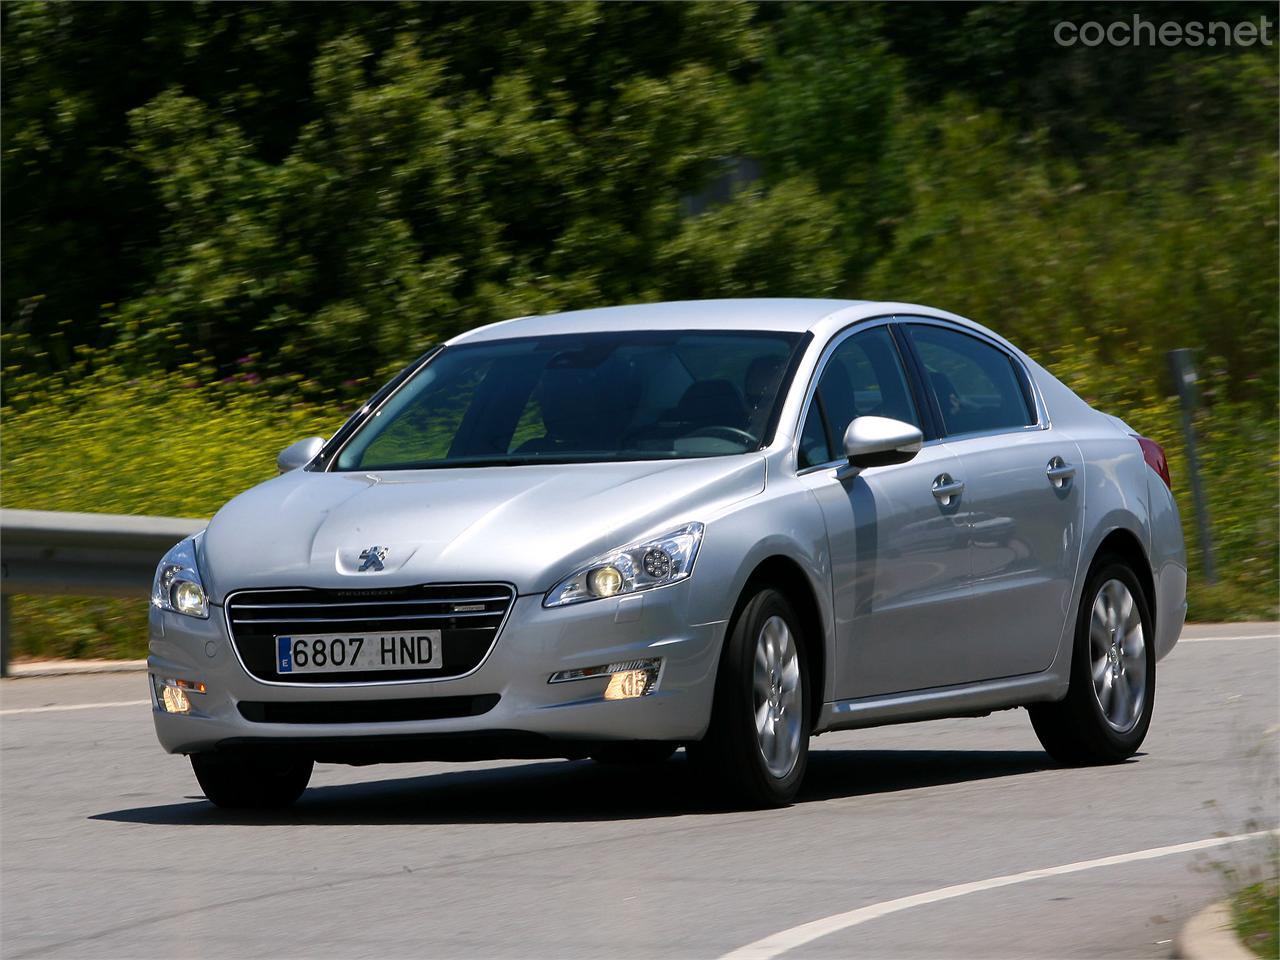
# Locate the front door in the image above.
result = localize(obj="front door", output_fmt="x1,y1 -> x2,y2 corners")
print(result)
795,324 -> 974,699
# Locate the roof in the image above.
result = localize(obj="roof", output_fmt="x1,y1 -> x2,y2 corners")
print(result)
447,298 -> 870,344
443,298 -> 1016,359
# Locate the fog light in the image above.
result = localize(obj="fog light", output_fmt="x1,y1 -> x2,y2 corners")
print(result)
161,685 -> 191,715
153,675 -> 206,714
604,668 -> 655,700
548,658 -> 661,699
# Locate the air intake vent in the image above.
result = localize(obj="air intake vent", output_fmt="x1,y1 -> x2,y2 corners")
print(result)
237,694 -> 500,724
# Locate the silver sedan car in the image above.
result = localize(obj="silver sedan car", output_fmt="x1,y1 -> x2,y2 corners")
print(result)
149,299 -> 1186,808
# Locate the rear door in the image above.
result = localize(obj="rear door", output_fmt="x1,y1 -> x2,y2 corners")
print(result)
902,320 -> 1083,680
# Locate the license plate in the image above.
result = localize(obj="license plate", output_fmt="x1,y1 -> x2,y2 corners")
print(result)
275,632 -> 442,674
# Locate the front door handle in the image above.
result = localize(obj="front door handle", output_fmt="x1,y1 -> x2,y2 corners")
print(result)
932,473 -> 964,505
1046,457 -> 1076,488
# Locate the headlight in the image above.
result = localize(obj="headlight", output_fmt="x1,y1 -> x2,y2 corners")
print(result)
152,534 -> 209,619
544,523 -> 704,608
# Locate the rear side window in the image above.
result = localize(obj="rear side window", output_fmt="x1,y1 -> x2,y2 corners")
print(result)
906,324 -> 1034,436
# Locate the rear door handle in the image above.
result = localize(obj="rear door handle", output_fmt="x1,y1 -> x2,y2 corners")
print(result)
1046,457 -> 1076,487
932,473 -> 964,505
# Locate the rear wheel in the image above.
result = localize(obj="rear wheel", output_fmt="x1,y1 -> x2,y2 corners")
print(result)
1029,559 -> 1155,764
689,587 -> 810,807
191,751 -> 313,809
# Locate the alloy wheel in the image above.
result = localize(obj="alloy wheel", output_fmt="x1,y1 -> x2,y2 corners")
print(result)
1088,578 -> 1147,733
752,615 -> 802,778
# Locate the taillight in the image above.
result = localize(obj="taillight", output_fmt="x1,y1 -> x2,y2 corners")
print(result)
1132,434 -> 1171,490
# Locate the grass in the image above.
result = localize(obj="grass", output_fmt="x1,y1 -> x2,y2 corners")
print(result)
1232,879 -> 1279,959
6,596 -> 150,661
1187,581 -> 1280,625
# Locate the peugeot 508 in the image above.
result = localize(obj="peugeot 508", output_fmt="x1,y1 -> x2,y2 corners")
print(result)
149,299 -> 1186,808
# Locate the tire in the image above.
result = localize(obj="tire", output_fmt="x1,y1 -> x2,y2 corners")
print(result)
589,743 -> 678,765
688,587 -> 811,808
1029,558 -> 1155,765
191,751 -> 313,809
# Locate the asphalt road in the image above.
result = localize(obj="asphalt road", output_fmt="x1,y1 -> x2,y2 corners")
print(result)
2,623 -> 1276,960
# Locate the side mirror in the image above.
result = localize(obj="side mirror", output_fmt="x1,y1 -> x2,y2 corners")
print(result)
277,436 -> 325,473
842,416 -> 923,470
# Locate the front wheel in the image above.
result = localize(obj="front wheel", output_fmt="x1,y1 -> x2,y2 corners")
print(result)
1029,559 -> 1155,765
191,751 -> 313,809
689,587 -> 811,807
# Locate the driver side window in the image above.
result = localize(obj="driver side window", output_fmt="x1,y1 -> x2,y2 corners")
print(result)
801,327 -> 920,467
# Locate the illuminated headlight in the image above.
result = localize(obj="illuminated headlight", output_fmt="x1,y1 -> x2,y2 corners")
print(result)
544,523 -> 703,608
152,533 -> 209,619
548,658 -> 662,699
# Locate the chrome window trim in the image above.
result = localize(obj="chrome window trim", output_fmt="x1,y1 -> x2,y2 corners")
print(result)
920,423 -> 1047,447
319,347 -> 444,473
221,581 -> 518,689
789,314 -> 1053,476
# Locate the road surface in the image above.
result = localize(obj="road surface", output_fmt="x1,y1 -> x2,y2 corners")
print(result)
2,623 -> 1276,959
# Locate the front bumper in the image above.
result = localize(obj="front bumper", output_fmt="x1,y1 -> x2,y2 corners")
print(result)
149,586 -> 726,759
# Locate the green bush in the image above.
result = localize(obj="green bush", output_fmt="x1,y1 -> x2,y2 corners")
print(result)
2,356 -> 342,518
865,98 -> 1278,621
2,351 -> 345,659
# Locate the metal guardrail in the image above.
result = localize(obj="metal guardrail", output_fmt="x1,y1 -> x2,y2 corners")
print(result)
0,509 -> 207,676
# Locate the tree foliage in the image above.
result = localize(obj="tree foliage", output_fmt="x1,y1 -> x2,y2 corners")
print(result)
4,2 -> 1275,393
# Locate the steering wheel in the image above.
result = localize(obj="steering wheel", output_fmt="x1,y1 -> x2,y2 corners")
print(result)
682,425 -> 757,447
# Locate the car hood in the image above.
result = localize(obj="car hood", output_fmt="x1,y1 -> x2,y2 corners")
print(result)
199,457 -> 765,603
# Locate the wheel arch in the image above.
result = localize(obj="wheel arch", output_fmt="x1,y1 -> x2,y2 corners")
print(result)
1091,527 -> 1157,630
736,555 -> 828,730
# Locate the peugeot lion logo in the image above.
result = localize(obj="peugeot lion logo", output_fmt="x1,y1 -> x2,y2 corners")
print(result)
357,545 -> 389,572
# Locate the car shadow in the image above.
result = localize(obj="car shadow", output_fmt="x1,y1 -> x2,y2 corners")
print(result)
91,747 -> 1067,827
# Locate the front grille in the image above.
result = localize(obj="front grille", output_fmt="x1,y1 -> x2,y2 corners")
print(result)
225,583 -> 515,684
237,694 -> 500,724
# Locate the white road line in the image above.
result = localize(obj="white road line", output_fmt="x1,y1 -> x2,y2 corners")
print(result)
719,829 -> 1277,960
1181,634 -> 1277,643
0,700 -> 149,716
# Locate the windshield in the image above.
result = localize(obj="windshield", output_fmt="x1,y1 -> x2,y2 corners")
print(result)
333,329 -> 805,470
